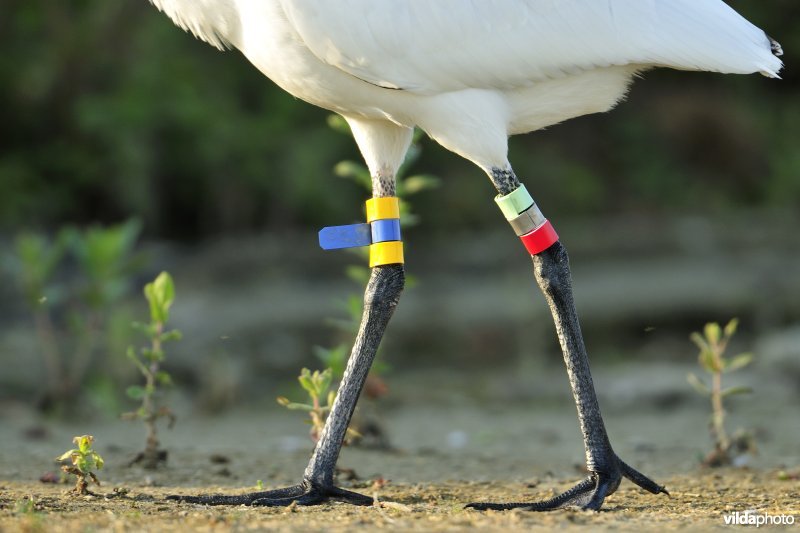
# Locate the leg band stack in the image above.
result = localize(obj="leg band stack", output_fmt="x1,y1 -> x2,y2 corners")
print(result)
495,184 -> 559,255
319,197 -> 404,267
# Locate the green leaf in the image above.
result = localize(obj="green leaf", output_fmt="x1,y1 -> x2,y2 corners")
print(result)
76,435 -> 93,454
723,318 -> 739,339
699,349 -> 719,373
155,371 -> 173,386
313,345 -> 347,377
126,346 -> 139,362
402,174 -> 440,195
690,332 -> 709,352
126,346 -> 149,376
131,321 -> 155,336
724,353 -> 753,373
76,456 -> 89,473
144,272 -> 175,323
317,368 -> 333,396
298,369 -> 317,397
56,449 -> 78,462
326,114 -> 351,134
93,453 -> 104,470
286,403 -> 315,411
142,348 -> 164,362
333,161 -> 371,189
704,322 -> 721,346
687,373 -> 710,395
126,385 -> 146,400
720,386 -> 753,398
160,329 -> 182,343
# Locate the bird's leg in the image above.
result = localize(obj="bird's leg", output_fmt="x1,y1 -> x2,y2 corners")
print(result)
169,184 -> 405,507
467,168 -> 667,512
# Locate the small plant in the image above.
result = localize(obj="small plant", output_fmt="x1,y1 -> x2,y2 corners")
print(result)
687,318 -> 756,466
56,435 -> 104,495
277,368 -> 360,443
122,272 -> 179,468
13,496 -> 38,515
11,219 -> 143,412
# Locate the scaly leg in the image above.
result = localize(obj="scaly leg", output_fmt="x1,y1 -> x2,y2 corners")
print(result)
467,168 -> 667,511
169,177 -> 405,507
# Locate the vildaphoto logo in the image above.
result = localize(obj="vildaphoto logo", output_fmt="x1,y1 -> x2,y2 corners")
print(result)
723,510 -> 795,527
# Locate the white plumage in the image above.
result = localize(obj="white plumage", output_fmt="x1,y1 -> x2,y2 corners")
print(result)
282,0 -> 781,92
150,0 -> 781,176
152,1 -> 782,510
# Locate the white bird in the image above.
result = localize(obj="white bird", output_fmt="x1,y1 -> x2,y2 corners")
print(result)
152,0 -> 782,511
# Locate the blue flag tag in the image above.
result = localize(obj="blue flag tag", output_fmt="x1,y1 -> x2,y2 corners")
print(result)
318,223 -> 372,250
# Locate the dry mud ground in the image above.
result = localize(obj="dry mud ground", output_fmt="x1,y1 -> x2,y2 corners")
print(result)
1,473 -> 798,532
2,362 -> 799,532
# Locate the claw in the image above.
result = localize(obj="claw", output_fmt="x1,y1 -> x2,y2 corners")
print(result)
167,480 -> 373,507
466,456 -> 666,512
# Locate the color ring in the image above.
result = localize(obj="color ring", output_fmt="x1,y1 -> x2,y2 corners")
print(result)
509,204 -> 547,236
495,184 -> 534,221
519,220 -> 559,255
366,197 -> 400,222
369,241 -> 404,267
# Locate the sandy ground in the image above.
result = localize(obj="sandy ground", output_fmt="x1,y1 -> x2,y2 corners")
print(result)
1,361 -> 799,531
2,473 -> 799,532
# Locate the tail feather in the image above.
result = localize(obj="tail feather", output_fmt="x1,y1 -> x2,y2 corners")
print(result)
769,36 -> 784,57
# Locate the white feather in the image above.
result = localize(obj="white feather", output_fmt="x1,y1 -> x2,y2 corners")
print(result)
279,0 -> 782,94
150,0 -> 782,173
149,0 -> 240,50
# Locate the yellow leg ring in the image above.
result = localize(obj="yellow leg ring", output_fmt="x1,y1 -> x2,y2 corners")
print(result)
365,197 -> 401,223
369,241 -> 404,267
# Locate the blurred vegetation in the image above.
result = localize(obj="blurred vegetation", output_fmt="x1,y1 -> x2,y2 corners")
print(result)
9,219 -> 144,414
0,1 -> 798,242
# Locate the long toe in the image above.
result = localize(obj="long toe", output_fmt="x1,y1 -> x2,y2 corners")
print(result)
167,481 -> 372,507
328,486 -> 374,506
467,458 -> 667,513
619,459 -> 669,496
466,476 -> 598,512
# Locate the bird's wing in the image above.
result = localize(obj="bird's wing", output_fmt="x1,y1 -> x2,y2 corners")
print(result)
279,0 -> 782,94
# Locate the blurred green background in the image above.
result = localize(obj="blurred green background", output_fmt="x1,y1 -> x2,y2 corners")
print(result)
2,1 -> 798,237
1,1 -> 799,416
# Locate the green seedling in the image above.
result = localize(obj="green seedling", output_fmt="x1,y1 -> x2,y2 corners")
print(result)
687,318 -> 755,466
56,435 -> 104,495
13,496 -> 39,515
122,272 -> 180,468
12,496 -> 43,530
277,368 -> 360,443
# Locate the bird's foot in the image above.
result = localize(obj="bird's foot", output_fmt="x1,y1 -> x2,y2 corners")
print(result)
167,479 -> 373,507
466,457 -> 667,512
